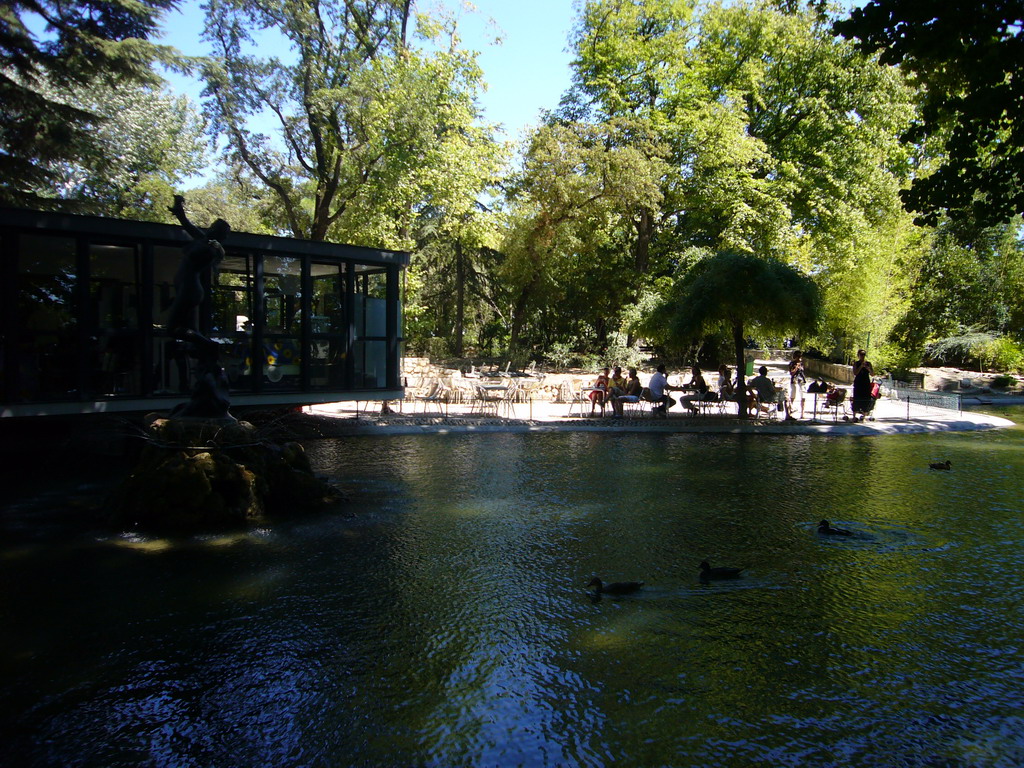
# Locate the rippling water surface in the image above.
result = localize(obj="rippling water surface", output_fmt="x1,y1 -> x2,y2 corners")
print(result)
3,410 -> 1024,767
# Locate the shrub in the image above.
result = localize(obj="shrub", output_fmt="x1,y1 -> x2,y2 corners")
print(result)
545,342 -> 573,371
601,333 -> 647,370
873,343 -> 922,378
419,336 -> 450,360
979,336 -> 1024,373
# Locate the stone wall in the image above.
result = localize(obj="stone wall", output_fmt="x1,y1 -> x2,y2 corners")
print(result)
805,359 -> 854,384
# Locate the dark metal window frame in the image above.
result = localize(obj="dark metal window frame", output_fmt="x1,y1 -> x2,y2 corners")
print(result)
0,208 -> 408,416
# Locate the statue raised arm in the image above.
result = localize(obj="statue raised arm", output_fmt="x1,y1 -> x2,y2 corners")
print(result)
166,195 -> 234,420
165,195 -> 231,350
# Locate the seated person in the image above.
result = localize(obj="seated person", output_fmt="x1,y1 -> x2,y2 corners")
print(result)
612,367 -> 643,417
717,365 -> 736,400
647,364 -> 683,416
680,366 -> 713,413
746,365 -> 779,416
589,367 -> 610,415
608,366 -> 627,398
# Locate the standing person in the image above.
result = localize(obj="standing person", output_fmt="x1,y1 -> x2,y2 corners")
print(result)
787,350 -> 807,420
648,364 -> 681,417
851,349 -> 874,421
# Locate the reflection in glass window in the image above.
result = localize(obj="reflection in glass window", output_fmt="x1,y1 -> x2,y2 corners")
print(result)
89,243 -> 141,396
263,256 -> 302,335
310,262 -> 346,389
16,235 -> 78,399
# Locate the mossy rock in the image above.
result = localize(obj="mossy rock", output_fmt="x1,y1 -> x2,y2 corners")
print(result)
111,419 -> 338,531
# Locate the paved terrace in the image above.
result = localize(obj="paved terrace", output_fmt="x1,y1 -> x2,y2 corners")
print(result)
305,385 -> 1014,437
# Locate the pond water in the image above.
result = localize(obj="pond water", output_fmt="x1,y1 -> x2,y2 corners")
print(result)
2,409 -> 1024,767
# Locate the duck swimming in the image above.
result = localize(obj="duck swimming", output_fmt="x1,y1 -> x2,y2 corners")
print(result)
587,577 -> 644,595
699,561 -> 744,580
818,519 -> 853,536
929,460 -> 952,470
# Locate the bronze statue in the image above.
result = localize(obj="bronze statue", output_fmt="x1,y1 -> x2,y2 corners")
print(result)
167,195 -> 234,420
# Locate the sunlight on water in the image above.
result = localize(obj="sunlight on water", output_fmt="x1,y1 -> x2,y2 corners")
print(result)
110,532 -> 175,553
2,411 -> 1024,767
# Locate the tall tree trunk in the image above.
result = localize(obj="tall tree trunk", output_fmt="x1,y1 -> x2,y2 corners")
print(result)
399,0 -> 412,46
509,269 -> 542,355
632,209 -> 654,272
454,238 -> 465,357
734,320 -> 747,419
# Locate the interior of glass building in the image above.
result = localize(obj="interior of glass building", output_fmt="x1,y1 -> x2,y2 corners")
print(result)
0,208 -> 408,418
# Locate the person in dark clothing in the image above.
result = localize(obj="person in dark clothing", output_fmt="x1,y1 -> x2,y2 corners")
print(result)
851,349 -> 874,422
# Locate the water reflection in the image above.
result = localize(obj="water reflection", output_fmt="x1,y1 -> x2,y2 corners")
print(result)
2,414 -> 1024,766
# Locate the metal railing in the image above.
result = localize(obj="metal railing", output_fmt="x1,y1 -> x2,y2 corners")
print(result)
884,376 -> 961,417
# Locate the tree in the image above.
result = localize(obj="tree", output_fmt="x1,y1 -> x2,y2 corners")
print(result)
564,0 -> 916,362
646,250 -> 821,411
199,0 -> 496,246
500,118 -> 668,354
890,217 -> 1024,354
183,173 -> 276,234
29,78 -> 205,221
835,0 -> 1024,227
1,0 -> 177,208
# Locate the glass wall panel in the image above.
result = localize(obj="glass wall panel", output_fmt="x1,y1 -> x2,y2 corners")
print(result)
16,235 -> 78,400
262,256 -> 302,389
152,245 -> 190,394
88,243 -> 141,396
260,336 -> 301,390
310,262 -> 346,389
213,254 -> 255,391
353,340 -> 386,388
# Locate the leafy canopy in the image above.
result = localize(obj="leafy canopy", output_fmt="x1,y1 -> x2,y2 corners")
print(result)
653,250 -> 821,345
835,0 -> 1024,227
27,78 -> 205,220
199,0 -> 498,246
1,0 -> 178,208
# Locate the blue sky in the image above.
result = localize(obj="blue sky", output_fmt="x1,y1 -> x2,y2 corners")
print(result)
158,0 -> 579,146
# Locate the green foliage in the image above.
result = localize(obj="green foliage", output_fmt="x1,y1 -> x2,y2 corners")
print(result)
871,341 -> 922,377
836,0 -> 1024,227
991,374 -> 1017,388
1,0 -> 178,208
653,251 -> 820,342
600,332 -> 647,370
889,218 -> 1024,355
545,342 -> 575,372
27,78 -> 205,220
500,117 -> 668,352
978,336 -> 1024,373
182,174 -> 275,234
199,1 -> 500,246
650,250 -> 820,399
553,0 -> 917,367
925,329 -> 998,367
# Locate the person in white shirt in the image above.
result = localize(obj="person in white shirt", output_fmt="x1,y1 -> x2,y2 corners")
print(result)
746,365 -> 779,417
648,364 -> 683,417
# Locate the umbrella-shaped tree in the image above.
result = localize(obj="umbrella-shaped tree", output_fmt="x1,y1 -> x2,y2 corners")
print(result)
648,251 -> 822,415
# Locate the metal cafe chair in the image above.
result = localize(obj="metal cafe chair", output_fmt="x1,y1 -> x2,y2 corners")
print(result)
750,390 -> 781,421
415,378 -> 450,415
821,387 -> 849,422
474,383 -> 505,416
565,380 -> 589,417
